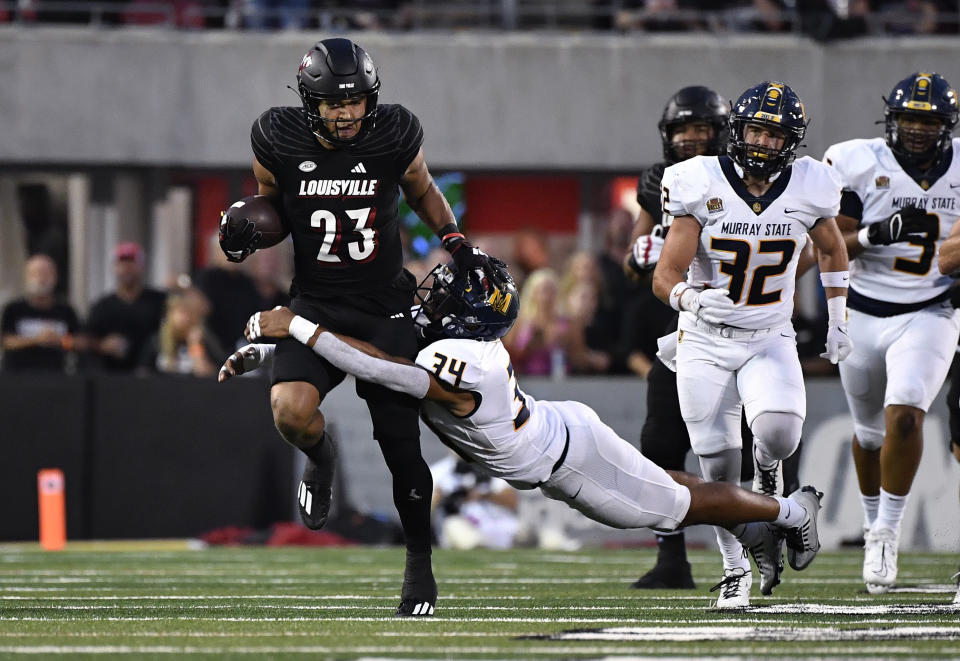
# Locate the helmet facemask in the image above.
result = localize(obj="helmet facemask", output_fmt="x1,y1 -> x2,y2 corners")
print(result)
885,111 -> 952,167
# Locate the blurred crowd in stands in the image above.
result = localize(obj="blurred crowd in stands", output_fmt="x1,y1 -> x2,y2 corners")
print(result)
1,202 -> 833,379
0,238 -> 291,377
2,1 -> 958,38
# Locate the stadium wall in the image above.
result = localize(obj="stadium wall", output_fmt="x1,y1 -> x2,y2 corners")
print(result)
1,29 -> 959,169
3,374 -> 956,551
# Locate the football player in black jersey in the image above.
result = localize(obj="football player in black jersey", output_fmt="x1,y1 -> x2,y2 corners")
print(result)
623,86 -> 737,590
220,37 -> 494,617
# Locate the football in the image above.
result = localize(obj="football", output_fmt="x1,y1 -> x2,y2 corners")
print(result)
222,195 -> 289,248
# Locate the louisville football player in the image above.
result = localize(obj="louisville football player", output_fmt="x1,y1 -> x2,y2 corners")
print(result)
623,86 -> 741,591
219,37 -> 494,617
222,259 -> 825,606
825,72 -> 960,595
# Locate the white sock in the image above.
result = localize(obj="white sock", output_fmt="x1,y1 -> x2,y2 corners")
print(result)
773,495 -> 805,528
860,493 -> 880,530
875,488 -> 908,533
754,444 -> 778,471
715,526 -> 750,571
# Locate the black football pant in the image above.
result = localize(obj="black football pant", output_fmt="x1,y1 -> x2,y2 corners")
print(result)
271,294 -> 432,554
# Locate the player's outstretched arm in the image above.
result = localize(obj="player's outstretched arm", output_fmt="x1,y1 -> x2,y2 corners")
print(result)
938,217 -> 960,274
245,307 -> 476,415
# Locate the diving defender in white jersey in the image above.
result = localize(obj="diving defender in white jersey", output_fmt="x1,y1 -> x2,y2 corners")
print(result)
221,259 -> 825,608
824,72 -> 960,595
652,81 -> 851,607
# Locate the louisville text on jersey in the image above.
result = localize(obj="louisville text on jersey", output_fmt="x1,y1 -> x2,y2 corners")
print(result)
298,179 -> 379,197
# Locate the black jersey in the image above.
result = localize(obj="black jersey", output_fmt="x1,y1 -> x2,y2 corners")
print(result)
251,104 -> 423,296
636,161 -> 668,226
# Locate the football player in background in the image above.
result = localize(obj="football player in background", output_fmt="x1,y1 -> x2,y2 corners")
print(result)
624,85 -> 741,590
826,72 -> 960,595
218,37 -> 495,616
222,260 -> 825,604
653,81 -> 851,607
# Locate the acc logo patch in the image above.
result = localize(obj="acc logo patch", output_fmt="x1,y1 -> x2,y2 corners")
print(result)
299,161 -> 317,172
875,176 -> 890,189
706,197 -> 724,213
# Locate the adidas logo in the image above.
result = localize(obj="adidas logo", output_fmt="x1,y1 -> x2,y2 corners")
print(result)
351,162 -> 367,174
389,312 -> 404,319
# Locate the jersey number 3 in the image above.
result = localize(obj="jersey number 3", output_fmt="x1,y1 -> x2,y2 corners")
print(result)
711,238 -> 796,305
310,207 -> 377,263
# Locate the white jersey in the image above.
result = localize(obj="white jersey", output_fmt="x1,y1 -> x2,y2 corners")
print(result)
823,137 -> 960,304
662,155 -> 842,329
415,338 -> 568,487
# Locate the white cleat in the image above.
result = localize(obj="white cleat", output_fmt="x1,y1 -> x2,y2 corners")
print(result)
710,567 -> 752,608
863,526 -> 898,594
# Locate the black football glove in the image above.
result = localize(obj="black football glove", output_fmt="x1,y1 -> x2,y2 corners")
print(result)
866,206 -> 937,246
443,233 -> 496,292
219,216 -> 262,263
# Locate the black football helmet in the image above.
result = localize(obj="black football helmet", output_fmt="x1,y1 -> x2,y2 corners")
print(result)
728,81 -> 808,177
658,86 -> 730,163
297,38 -> 381,146
413,258 -> 519,343
884,72 -> 959,167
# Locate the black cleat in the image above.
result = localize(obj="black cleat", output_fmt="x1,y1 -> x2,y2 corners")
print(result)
395,550 -> 437,617
297,436 -> 337,530
395,599 -> 436,617
630,560 -> 696,589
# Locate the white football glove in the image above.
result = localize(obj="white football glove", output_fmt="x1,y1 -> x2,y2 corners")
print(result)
678,287 -> 736,325
218,343 -> 275,382
820,323 -> 853,364
629,234 -> 665,273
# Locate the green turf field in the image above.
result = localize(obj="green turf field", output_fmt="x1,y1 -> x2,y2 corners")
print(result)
0,543 -> 958,659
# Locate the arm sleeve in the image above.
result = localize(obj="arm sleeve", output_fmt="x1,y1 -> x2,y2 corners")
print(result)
312,331 -> 431,399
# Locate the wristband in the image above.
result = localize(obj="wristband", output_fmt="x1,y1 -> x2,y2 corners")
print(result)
857,227 -> 872,248
438,223 -> 462,242
826,295 -> 847,326
289,315 -> 320,345
669,282 -> 691,312
820,271 -> 850,289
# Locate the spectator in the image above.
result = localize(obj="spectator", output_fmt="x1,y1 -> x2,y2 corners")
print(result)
558,252 -> 612,374
512,228 -> 551,288
503,268 -> 569,376
139,288 -> 223,377
232,0 -> 312,29
244,246 -> 290,310
84,242 -> 167,373
1,254 -> 79,373
430,453 -> 519,550
194,234 -> 266,353
594,208 -> 640,373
